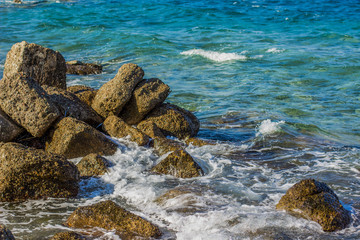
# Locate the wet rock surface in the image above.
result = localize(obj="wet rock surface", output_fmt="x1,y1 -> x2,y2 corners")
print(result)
0,225 -> 15,240
66,60 -> 102,75
77,153 -> 110,178
50,231 -> 88,240
152,138 -> 185,156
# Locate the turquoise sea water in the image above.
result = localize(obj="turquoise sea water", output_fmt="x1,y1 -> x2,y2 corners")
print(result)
1,0 -> 360,239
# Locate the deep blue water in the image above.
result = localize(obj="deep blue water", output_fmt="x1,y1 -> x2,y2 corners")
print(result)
0,0 -> 360,239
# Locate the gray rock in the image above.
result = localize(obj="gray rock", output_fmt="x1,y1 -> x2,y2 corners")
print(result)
0,109 -> 24,142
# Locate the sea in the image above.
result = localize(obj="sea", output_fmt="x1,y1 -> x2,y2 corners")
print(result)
0,0 -> 360,239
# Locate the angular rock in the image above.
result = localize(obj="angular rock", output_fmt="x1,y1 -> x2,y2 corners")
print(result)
151,149 -> 204,178
0,142 -> 79,202
77,153 -> 110,178
46,117 -> 117,159
66,60 -> 102,75
120,78 -> 170,125
50,231 -> 87,240
67,85 -> 98,107
137,120 -> 165,139
3,41 -> 66,89
142,103 -> 199,139
0,109 -> 24,142
65,200 -> 162,239
43,85 -> 102,127
153,138 -> 185,156
0,75 -> 61,137
92,63 -> 144,118
276,179 -> 351,232
103,115 -> 149,146
0,225 -> 15,240
185,137 -> 215,147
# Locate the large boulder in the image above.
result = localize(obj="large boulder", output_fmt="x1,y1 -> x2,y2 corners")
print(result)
43,85 -> 102,127
77,153 -> 110,178
45,117 -> 117,159
119,78 -> 170,125
141,103 -> 199,139
103,115 -> 150,146
50,231 -> 87,240
276,179 -> 351,232
0,75 -> 61,137
137,121 -> 165,139
151,149 -> 204,178
0,225 -> 15,240
0,109 -> 24,142
92,63 -> 144,118
67,85 -> 98,107
3,41 -> 66,89
66,60 -> 102,75
65,200 -> 162,239
0,142 -> 79,202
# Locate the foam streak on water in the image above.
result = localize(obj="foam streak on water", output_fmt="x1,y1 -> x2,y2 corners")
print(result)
181,49 -> 247,62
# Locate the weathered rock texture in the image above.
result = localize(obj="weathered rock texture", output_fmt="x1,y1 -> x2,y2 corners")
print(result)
185,137 -> 215,147
0,225 -> 15,240
120,78 -> 170,125
66,60 -> 102,75
153,138 -> 185,156
77,154 -> 110,178
0,109 -> 24,142
67,85 -> 98,107
137,121 -> 165,139
142,103 -> 199,139
103,116 -> 149,146
3,41 -> 66,89
151,149 -> 204,178
276,179 -> 351,232
0,142 -> 79,202
43,85 -> 102,127
65,200 -> 162,239
46,117 -> 117,159
92,63 -> 144,118
0,75 -> 60,137
50,231 -> 87,240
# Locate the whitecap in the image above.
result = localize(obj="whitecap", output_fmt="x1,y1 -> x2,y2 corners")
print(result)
181,49 -> 247,62
266,48 -> 285,53
256,119 -> 285,136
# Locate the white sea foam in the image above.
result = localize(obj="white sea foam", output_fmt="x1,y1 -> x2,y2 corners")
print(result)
181,49 -> 247,62
266,48 -> 285,53
256,119 -> 285,136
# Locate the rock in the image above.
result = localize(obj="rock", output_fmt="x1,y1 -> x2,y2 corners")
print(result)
65,200 -> 162,239
137,121 -> 165,139
3,41 -> 66,89
92,63 -> 144,118
185,137 -> 215,147
119,78 -> 170,125
67,85 -> 98,107
66,61 -> 102,75
142,103 -> 199,139
50,232 -> 87,240
152,138 -> 185,156
0,109 -> 24,142
77,153 -> 110,178
0,225 -> 15,240
103,115 -> 150,146
0,142 -> 79,202
13,0 -> 21,3
276,179 -> 351,232
151,149 -> 204,178
43,85 -> 102,127
0,74 -> 61,137
46,117 -> 117,159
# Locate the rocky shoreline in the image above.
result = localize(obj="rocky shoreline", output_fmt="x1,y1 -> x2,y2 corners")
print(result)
0,42 -> 352,239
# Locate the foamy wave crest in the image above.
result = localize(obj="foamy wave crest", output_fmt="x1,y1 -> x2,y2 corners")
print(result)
266,48 -> 285,53
181,49 -> 247,62
256,119 -> 285,136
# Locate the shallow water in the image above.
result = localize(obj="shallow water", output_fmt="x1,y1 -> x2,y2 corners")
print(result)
0,0 -> 360,239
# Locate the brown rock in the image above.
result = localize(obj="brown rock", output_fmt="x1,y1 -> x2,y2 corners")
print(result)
185,137 -> 215,147
65,200 -> 162,239
66,60 -> 102,75
0,109 -> 24,142
92,63 -> 144,118
143,103 -> 199,139
0,142 -> 79,202
137,121 -> 165,139
120,78 -> 170,125
103,116 -> 149,146
3,41 -> 66,89
153,138 -> 185,156
0,75 -> 61,137
77,154 -> 110,178
46,117 -> 117,159
67,85 -> 98,107
151,149 -> 204,178
276,179 -> 351,232
50,231 -> 87,240
43,85 -> 102,127
0,225 -> 15,240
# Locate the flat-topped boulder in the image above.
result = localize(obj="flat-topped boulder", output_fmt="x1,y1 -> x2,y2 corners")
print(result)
46,117 -> 117,159
50,231 -> 87,240
276,179 -> 351,232
65,200 -> 162,239
3,41 -> 66,89
120,78 -> 170,125
67,85 -> 98,107
92,63 -> 144,118
66,60 -> 102,75
0,74 -> 61,137
0,225 -> 15,240
0,142 -> 79,202
77,153 -> 111,178
0,109 -> 24,142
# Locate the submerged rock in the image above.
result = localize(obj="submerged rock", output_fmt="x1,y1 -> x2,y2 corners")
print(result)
67,85 -> 98,107
92,63 -> 144,118
65,200 -> 162,239
0,75 -> 60,137
120,78 -> 170,125
3,41 -> 66,89
77,153 -> 110,178
0,225 -> 15,240
137,120 -> 165,139
151,149 -> 204,178
185,137 -> 216,147
46,117 -> 117,159
276,179 -> 351,232
50,231 -> 87,240
0,109 -> 24,142
0,142 -> 79,202
152,138 -> 185,156
66,60 -> 102,75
